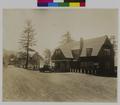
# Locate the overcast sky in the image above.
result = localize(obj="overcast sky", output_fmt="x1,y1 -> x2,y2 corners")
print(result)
3,9 -> 118,55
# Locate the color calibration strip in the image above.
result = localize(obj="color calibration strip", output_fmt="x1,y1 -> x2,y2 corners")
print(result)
37,0 -> 86,7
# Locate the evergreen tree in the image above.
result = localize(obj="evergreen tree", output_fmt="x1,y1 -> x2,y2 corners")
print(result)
19,20 -> 36,69
60,32 -> 73,45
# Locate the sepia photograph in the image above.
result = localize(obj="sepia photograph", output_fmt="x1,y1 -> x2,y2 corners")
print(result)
3,9 -> 118,102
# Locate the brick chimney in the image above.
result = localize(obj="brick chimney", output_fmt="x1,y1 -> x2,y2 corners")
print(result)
79,37 -> 84,56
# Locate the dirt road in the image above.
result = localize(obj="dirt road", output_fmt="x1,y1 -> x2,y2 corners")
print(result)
3,66 -> 117,102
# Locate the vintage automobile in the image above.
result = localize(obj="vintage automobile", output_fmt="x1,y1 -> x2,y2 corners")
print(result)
39,65 -> 54,72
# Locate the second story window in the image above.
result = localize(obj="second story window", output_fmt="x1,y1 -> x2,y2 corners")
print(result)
56,49 -> 61,55
104,49 -> 110,56
86,48 -> 93,57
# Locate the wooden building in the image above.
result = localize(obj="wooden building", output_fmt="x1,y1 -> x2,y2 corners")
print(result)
52,35 -> 115,76
16,51 -> 43,70
29,52 -> 43,70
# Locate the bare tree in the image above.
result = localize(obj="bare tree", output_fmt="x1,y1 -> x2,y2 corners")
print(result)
60,32 -> 74,45
43,49 -> 51,66
19,20 -> 36,69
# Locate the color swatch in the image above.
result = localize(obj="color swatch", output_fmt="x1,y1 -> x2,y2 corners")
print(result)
37,0 -> 86,7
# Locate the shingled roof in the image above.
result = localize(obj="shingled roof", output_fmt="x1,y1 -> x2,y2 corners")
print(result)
54,35 -> 108,58
58,41 -> 76,58
80,35 -> 107,56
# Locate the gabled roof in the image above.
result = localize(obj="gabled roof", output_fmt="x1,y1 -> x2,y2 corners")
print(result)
80,35 -> 107,56
57,41 -> 76,58
32,52 -> 44,60
53,35 -> 108,58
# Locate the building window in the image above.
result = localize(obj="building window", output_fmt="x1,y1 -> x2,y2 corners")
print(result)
56,49 -> 61,55
104,49 -> 110,56
86,48 -> 93,56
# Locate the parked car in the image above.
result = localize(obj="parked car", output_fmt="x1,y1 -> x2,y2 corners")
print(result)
39,65 -> 54,72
